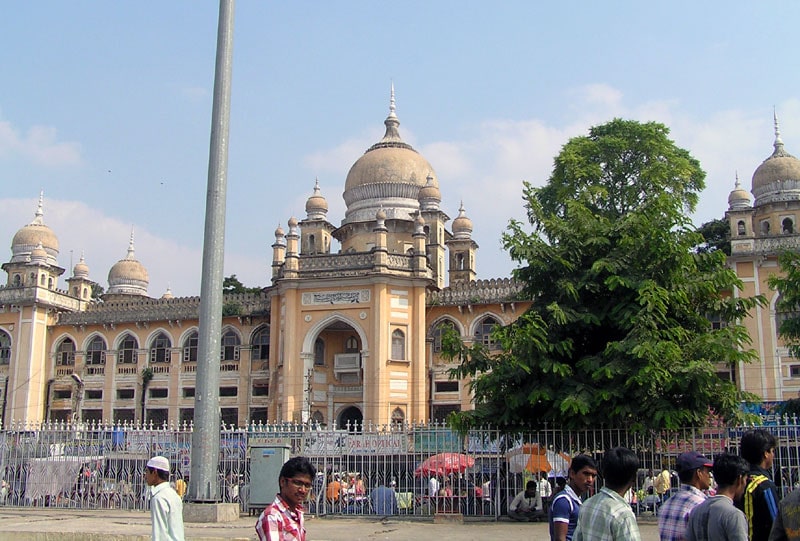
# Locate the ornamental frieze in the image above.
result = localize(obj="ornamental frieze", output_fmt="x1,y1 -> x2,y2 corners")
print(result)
302,289 -> 370,305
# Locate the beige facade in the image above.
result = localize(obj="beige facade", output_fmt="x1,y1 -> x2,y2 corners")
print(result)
0,96 -> 531,427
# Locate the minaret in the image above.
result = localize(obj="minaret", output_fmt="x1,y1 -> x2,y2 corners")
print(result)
446,202 -> 478,284
300,178 -> 336,255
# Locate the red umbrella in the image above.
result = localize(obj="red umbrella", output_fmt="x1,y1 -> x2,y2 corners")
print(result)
414,452 -> 475,477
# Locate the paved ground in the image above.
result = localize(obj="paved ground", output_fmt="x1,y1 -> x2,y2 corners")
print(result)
0,508 -> 662,540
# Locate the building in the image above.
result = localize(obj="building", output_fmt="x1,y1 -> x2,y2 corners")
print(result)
0,92 -> 531,427
725,113 -> 800,402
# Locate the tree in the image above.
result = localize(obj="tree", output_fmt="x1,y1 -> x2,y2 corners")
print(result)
223,274 -> 261,294
768,250 -> 800,358
696,218 -> 731,256
446,119 -> 764,432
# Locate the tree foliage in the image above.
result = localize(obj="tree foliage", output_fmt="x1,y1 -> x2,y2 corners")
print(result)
768,250 -> 800,359
445,119 -> 764,433
696,218 -> 731,256
223,274 -> 261,294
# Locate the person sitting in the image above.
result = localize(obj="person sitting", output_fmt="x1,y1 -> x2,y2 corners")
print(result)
509,480 -> 540,522
370,484 -> 398,516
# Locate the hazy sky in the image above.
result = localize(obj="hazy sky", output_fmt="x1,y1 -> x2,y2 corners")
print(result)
2,1 -> 799,297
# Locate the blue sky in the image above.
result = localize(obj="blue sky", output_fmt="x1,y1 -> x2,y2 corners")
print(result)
2,1 -> 799,297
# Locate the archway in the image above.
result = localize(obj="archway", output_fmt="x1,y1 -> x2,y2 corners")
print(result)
337,406 -> 363,431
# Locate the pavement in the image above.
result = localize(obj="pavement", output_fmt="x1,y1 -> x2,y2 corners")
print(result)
0,508 -> 663,540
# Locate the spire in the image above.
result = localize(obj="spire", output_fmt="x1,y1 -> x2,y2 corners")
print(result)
389,81 -> 397,120
735,170 -> 741,189
126,227 -> 136,259
380,81 -> 402,143
313,176 -> 321,195
32,190 -> 45,225
774,107 -> 785,150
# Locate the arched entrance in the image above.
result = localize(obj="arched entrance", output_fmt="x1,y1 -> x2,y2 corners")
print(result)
337,406 -> 363,431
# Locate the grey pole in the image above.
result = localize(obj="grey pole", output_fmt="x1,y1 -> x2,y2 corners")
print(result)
188,0 -> 234,503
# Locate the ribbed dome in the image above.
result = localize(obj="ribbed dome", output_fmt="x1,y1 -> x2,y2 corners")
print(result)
342,86 -> 439,223
73,254 -> 90,279
452,202 -> 473,239
11,193 -> 59,266
752,115 -> 800,207
107,231 -> 149,296
728,174 -> 752,210
305,178 -> 329,219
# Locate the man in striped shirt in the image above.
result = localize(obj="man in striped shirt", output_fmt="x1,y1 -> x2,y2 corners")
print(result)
255,457 -> 317,541
658,451 -> 713,541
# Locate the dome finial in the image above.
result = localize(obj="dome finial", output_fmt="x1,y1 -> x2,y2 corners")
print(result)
389,81 -> 397,119
32,190 -> 45,225
380,82 -> 402,143
127,227 -> 136,259
735,170 -> 740,188
774,107 -> 785,149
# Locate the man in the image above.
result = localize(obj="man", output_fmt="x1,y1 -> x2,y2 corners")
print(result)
550,454 -> 598,541
655,468 -> 673,499
539,472 -> 553,511
255,456 -> 316,541
736,429 -> 780,541
769,485 -> 800,541
573,447 -> 641,541
509,480 -> 540,521
658,451 -> 714,541
145,455 -> 184,541
685,453 -> 750,541
370,483 -> 399,515
428,475 -> 440,498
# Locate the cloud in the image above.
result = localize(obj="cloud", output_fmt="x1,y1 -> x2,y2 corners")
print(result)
0,119 -> 82,167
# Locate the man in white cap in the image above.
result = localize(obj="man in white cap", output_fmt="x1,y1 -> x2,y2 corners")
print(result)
145,455 -> 185,541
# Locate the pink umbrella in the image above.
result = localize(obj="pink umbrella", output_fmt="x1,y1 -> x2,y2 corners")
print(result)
414,452 -> 475,477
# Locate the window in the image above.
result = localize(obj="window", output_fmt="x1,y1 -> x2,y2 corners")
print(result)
149,388 -> 168,399
791,366 -> 800,378
85,390 -> 102,400
345,336 -> 359,353
183,331 -> 198,363
146,408 -> 168,428
56,338 -> 76,366
12,274 -> 21,287
86,336 -> 106,365
183,387 -> 195,398
776,296 -> 800,339
54,389 -> 72,400
783,217 -> 795,234
761,220 -> 771,235
117,389 -> 135,400
251,327 -> 270,361
118,334 -> 138,364
435,381 -> 459,393
737,220 -> 746,236
149,332 -> 172,363
475,316 -> 500,349
708,313 -> 729,331
431,404 -> 460,421
314,338 -> 325,366
252,381 -> 269,397
220,386 -> 238,397
220,330 -> 240,361
391,329 -> 406,360
432,320 -> 456,353
113,409 -> 135,423
221,408 -> 238,427
180,408 -> 194,426
0,330 -> 10,365
250,407 -> 268,424
391,408 -> 405,425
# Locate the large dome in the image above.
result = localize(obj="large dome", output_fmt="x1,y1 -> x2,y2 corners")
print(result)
107,231 -> 149,296
342,88 -> 438,223
751,116 -> 800,206
11,194 -> 59,266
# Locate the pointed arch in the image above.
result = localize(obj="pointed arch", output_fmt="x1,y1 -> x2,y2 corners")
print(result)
0,329 -> 10,365
471,312 -> 504,349
181,329 -> 199,363
116,332 -> 139,364
221,326 -> 242,361
251,325 -> 270,361
301,313 -> 369,357
55,336 -> 76,366
148,331 -> 172,363
84,334 -> 107,366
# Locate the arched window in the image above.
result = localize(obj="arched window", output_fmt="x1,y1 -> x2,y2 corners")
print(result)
737,220 -> 746,235
56,338 -> 76,366
783,218 -> 794,234
12,274 -> 21,287
251,327 -> 270,361
308,234 -> 316,253
0,330 -> 10,365
48,277 -> 53,289
344,336 -> 359,353
310,410 -> 324,426
118,334 -> 138,364
761,220 -> 771,235
432,320 -> 456,353
391,329 -> 406,360
183,331 -> 198,362
314,337 -> 325,366
221,329 -> 241,361
149,332 -> 172,363
40,274 -> 46,286
86,336 -> 107,365
391,407 -> 405,425
475,316 -> 500,349
456,253 -> 464,270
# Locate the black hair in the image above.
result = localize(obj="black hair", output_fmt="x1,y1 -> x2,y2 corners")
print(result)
570,454 -> 598,474
713,453 -> 750,488
525,480 -> 536,490
740,429 -> 776,466
279,456 -> 317,480
678,468 -> 698,484
147,467 -> 169,482
601,447 -> 639,491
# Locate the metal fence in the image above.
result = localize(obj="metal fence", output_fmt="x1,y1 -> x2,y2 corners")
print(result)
1,419 -> 798,519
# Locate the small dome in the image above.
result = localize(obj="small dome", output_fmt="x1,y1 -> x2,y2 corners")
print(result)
305,178 -> 329,220
752,114 -> 800,206
376,208 -> 387,221
29,242 -> 48,265
288,216 -> 298,228
728,174 -> 752,210
418,174 -> 442,210
161,287 -> 174,300
274,224 -> 285,237
11,193 -> 59,266
452,202 -> 473,239
73,254 -> 90,279
107,230 -> 149,296
342,85 -> 438,223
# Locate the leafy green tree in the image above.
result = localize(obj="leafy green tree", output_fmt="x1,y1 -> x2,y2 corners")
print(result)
768,250 -> 800,358
446,119 -> 763,432
696,218 -> 731,256
223,274 -> 261,294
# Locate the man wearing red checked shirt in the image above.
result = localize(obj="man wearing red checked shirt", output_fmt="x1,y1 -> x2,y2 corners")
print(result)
255,456 -> 317,541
